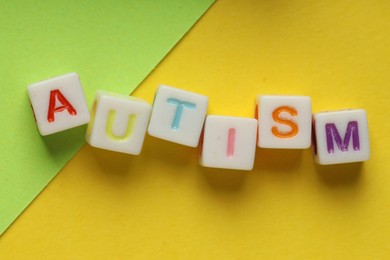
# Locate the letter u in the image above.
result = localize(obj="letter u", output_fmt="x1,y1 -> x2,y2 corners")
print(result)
105,110 -> 136,141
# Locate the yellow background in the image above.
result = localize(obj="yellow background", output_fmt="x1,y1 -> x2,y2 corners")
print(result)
1,0 -> 389,258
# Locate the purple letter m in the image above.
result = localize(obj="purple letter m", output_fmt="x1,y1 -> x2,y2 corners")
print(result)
325,121 -> 360,153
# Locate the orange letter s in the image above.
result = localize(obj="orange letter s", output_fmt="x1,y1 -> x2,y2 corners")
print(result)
271,106 -> 298,138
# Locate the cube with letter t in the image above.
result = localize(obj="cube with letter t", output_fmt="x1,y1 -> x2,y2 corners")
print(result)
148,85 -> 208,147
313,109 -> 370,165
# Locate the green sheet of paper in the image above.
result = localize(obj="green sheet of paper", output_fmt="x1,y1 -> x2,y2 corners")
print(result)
0,0 -> 214,235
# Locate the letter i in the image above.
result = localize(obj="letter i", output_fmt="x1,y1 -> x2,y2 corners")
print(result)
227,128 -> 236,158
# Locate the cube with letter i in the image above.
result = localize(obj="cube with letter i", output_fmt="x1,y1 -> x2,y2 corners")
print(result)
256,95 -> 312,149
27,73 -> 90,136
200,116 -> 258,170
85,91 -> 151,155
148,85 -> 208,147
313,109 -> 370,165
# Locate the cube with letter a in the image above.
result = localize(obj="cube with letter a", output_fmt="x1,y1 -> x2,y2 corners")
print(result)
313,109 -> 370,165
148,85 -> 208,147
27,73 -> 90,136
86,91 -> 151,155
256,95 -> 312,149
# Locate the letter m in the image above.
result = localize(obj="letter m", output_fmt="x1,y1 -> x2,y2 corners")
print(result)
325,121 -> 360,153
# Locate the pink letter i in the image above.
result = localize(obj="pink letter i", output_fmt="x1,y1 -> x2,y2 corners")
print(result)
227,128 -> 236,158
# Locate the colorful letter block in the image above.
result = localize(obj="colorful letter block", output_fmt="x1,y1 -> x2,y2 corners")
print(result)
27,73 -> 90,135
313,109 -> 370,165
200,115 -> 258,170
86,91 -> 151,155
256,95 -> 312,149
148,85 -> 208,147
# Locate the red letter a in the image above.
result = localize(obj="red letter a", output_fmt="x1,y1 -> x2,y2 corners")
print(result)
47,89 -> 77,122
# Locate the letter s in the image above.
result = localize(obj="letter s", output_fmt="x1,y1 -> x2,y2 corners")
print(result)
271,106 -> 298,138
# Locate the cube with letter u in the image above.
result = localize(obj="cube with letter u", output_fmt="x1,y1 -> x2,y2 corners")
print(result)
312,109 -> 370,165
86,91 -> 151,155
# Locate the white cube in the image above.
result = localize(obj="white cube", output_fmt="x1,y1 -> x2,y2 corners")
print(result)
148,85 -> 208,147
256,95 -> 312,149
86,91 -> 151,155
27,72 -> 90,136
200,115 -> 258,171
313,109 -> 370,165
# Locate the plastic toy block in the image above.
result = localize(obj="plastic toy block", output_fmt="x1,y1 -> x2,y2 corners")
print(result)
256,95 -> 312,149
86,91 -> 151,155
27,72 -> 90,136
200,115 -> 258,171
148,85 -> 208,147
313,109 -> 370,165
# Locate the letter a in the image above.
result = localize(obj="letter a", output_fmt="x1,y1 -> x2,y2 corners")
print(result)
47,89 -> 77,122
